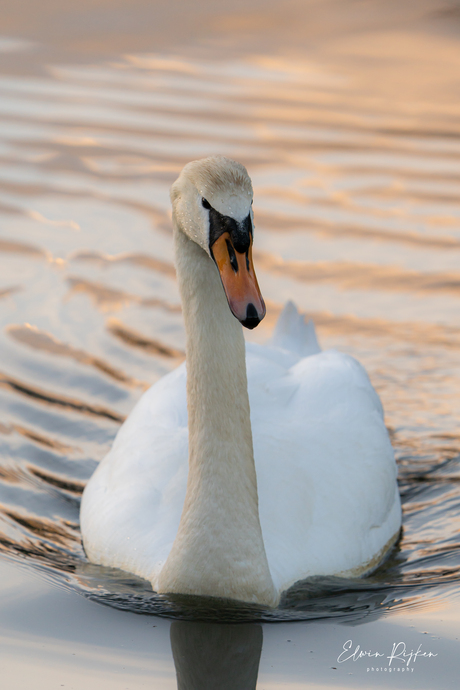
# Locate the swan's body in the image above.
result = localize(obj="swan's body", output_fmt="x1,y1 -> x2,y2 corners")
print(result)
81,156 -> 401,607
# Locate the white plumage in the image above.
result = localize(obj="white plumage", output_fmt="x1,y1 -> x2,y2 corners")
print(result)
81,157 -> 401,606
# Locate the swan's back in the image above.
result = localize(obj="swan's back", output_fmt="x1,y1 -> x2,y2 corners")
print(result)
247,338 -> 400,592
81,304 -> 401,595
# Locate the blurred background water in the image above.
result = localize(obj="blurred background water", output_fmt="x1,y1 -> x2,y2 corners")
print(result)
0,0 -> 460,687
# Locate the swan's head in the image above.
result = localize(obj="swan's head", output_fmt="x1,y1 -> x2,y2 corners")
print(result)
171,156 -> 266,329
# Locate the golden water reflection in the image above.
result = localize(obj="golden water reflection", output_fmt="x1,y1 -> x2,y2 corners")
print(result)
0,0 -> 459,631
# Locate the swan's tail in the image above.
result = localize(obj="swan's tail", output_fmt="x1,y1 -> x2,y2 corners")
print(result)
269,301 -> 321,357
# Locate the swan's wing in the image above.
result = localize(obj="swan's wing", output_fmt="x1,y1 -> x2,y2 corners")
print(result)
82,335 -> 401,596
269,301 -> 321,357
248,349 -> 401,593
80,364 -> 189,585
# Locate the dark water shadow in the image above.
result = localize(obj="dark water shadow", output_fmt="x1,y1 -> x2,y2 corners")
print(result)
171,620 -> 262,690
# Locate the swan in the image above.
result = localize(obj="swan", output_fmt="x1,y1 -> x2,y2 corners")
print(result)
80,155 -> 401,607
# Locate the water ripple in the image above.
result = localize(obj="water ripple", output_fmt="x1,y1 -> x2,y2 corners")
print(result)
0,34 -> 459,623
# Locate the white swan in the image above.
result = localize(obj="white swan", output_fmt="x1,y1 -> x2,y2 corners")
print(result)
80,156 -> 401,607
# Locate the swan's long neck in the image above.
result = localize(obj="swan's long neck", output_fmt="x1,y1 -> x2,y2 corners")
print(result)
157,224 -> 277,606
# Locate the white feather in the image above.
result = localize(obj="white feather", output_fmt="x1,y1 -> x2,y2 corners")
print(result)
80,156 -> 401,606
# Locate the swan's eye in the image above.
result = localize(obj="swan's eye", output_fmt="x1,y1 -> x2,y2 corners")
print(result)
202,198 -> 211,210
226,239 -> 238,273
246,250 -> 250,272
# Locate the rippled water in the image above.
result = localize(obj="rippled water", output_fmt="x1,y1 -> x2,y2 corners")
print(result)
1,1 -> 460,633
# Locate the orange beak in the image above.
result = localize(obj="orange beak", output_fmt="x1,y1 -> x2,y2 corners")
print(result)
211,232 -> 266,329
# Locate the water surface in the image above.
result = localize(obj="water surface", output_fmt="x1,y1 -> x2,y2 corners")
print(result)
0,0 -> 459,686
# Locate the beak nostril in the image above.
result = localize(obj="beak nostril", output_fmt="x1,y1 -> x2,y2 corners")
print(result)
226,239 -> 238,273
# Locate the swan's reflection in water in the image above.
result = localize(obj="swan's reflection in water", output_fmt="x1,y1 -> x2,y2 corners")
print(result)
170,620 -> 263,690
